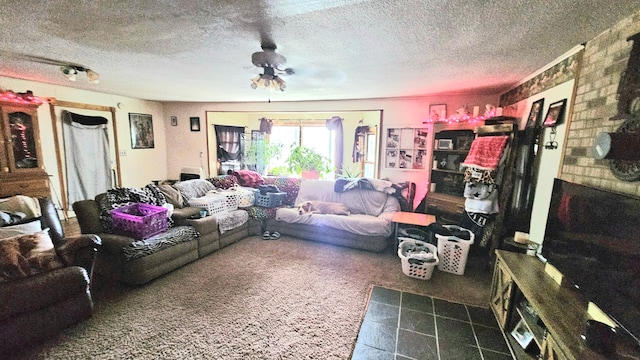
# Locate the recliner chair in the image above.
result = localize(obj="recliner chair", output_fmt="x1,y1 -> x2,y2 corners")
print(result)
0,197 -> 101,355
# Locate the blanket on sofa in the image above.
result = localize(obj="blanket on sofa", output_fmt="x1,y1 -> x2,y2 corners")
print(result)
122,225 -> 199,261
334,178 -> 393,194
99,185 -> 171,233
275,180 -> 399,236
276,210 -> 395,236
217,210 -> 249,234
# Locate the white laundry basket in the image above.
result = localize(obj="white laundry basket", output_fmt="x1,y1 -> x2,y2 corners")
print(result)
435,225 -> 474,275
397,238 -> 439,280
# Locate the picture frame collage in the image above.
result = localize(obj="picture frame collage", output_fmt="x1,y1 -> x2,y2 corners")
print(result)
384,127 -> 428,170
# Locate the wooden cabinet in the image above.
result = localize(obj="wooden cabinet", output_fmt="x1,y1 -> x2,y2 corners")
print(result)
0,101 -> 50,198
541,333 -> 570,360
490,257 -> 515,329
490,250 -> 613,360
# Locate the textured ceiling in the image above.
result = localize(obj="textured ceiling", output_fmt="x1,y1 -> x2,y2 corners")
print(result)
0,1 -> 639,103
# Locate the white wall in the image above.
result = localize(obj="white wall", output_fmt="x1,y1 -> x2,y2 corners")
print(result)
0,76 -> 167,209
164,94 -> 499,209
512,80 -> 575,244
1,75 -> 500,211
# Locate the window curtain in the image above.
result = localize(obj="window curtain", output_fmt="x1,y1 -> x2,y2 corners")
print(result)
62,110 -> 111,206
214,125 -> 244,161
259,117 -> 273,134
326,116 -> 344,173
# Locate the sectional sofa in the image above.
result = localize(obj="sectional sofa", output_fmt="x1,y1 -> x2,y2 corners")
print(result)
73,176 -> 406,285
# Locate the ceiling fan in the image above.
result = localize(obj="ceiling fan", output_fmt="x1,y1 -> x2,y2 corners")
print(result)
1,51 -> 99,83
250,43 -> 294,92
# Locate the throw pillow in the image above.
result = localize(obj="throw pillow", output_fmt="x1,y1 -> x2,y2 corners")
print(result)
232,170 -> 265,188
0,220 -> 42,239
0,229 -> 64,282
158,185 -> 184,208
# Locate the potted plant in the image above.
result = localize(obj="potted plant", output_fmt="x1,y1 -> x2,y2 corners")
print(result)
286,145 -> 332,179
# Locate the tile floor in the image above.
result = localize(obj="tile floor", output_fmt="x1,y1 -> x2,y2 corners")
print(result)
352,286 -> 513,360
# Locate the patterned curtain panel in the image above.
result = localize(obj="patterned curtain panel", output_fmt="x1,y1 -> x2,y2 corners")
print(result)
214,125 -> 244,161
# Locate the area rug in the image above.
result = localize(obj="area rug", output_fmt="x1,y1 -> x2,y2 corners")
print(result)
12,236 -> 492,359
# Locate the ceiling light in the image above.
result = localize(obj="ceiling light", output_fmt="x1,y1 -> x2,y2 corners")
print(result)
61,66 -> 78,81
85,69 -> 100,84
60,65 -> 100,83
251,67 -> 286,92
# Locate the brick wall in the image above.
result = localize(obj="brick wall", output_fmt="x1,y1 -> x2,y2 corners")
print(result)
563,10 -> 640,196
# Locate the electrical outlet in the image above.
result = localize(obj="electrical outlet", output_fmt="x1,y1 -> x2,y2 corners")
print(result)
120,150 -> 127,156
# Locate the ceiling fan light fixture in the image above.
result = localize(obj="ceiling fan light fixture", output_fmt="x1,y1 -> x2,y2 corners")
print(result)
251,72 -> 286,92
86,69 -> 100,84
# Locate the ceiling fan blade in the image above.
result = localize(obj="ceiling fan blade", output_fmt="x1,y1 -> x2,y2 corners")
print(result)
1,50 -> 86,68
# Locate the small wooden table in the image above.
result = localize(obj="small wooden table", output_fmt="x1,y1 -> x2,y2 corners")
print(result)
391,211 -> 436,248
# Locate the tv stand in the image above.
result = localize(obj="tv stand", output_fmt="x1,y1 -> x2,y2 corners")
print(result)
490,250 -> 624,359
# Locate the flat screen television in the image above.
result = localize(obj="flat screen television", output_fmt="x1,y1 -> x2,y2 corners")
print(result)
541,178 -> 640,348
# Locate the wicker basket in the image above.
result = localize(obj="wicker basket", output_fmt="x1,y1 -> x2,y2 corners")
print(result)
188,194 -> 228,216
397,238 -> 439,280
435,225 -> 474,275
219,190 -> 239,211
111,203 -> 168,240
231,186 -> 256,208
255,192 -> 286,208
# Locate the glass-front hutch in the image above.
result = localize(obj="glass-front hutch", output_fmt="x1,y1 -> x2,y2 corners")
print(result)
0,100 -> 50,198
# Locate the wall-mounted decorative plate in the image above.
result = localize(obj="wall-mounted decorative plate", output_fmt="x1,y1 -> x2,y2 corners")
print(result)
610,117 -> 640,181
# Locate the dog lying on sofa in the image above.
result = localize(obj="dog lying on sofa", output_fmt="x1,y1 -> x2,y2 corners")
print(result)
296,200 -> 350,216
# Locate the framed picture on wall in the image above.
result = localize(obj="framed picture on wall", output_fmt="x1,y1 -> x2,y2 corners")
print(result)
429,104 -> 447,121
526,98 -> 544,128
190,117 -> 201,131
543,99 -> 567,127
129,113 -> 154,149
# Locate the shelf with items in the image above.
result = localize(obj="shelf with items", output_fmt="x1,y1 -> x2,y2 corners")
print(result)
428,129 -> 474,195
384,127 -> 428,170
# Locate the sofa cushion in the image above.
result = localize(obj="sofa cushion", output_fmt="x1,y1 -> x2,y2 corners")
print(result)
0,230 -> 64,282
275,208 -> 394,237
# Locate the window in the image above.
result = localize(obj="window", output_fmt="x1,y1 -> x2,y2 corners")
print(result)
270,123 -> 335,178
214,125 -> 244,173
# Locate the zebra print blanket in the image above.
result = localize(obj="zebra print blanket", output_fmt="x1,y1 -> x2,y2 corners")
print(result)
122,225 -> 198,261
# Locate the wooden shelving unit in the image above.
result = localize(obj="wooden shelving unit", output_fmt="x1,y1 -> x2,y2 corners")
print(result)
490,250 -> 631,360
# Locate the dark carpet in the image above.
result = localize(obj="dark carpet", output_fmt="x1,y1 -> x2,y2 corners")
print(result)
12,236 -> 492,359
